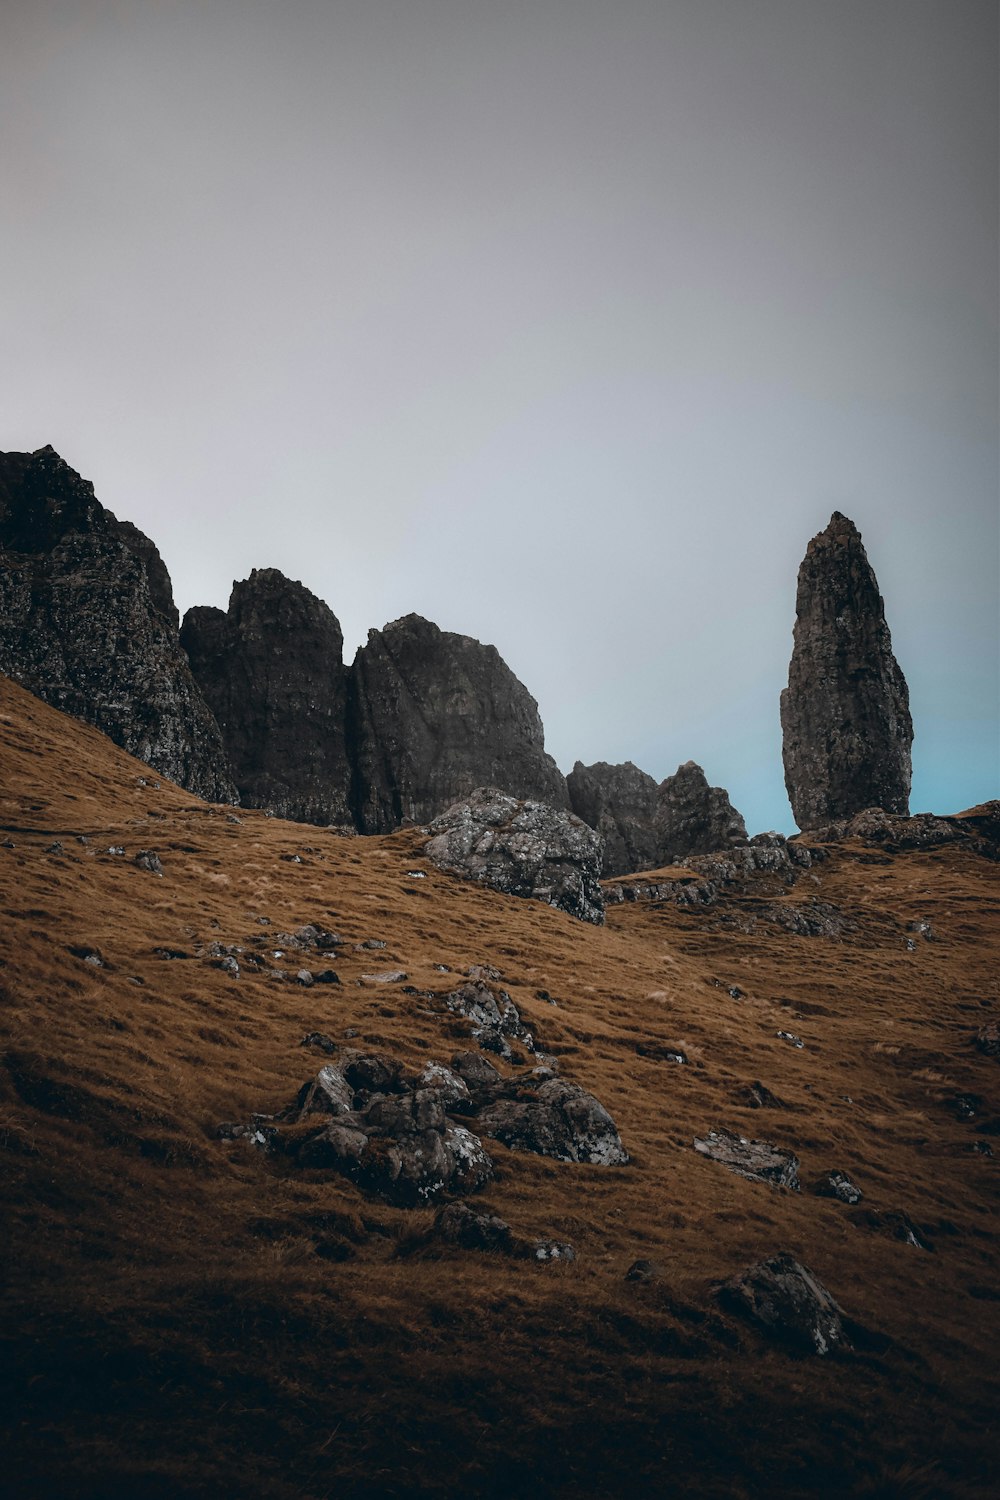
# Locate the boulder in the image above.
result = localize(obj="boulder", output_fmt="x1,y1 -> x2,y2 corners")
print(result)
781,512 -> 912,828
693,1130 -> 800,1189
425,787 -> 605,925
566,760 -> 659,876
474,1078 -> 630,1165
720,1254 -> 847,1355
0,447 -> 235,802
654,761 -> 748,863
181,568 -> 353,826
350,613 -> 568,832
443,980 -> 534,1058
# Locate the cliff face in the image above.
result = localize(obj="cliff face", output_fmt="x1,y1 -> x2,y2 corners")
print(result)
653,760 -> 748,862
180,570 -> 353,827
0,447 -> 235,802
566,761 -> 659,877
780,513 -> 912,829
350,615 -> 569,833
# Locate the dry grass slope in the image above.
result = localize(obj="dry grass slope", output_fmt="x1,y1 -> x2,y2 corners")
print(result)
1,674 -> 998,1499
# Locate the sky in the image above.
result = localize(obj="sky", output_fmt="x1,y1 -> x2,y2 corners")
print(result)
2,0 -> 997,834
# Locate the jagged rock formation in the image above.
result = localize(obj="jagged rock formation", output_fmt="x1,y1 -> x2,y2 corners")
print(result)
425,787 -> 605,924
0,446 -> 235,802
781,512 -> 912,829
181,570 -> 353,826
567,758 -> 746,874
566,761 -> 659,877
351,614 -> 568,832
654,760 -> 748,862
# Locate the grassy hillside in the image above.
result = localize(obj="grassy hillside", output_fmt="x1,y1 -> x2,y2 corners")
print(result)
1,674 -> 997,1499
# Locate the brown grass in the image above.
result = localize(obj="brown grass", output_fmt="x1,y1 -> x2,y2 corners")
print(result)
1,675 -> 998,1499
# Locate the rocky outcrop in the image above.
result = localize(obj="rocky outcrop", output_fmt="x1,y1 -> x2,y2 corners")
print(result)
0,446 -> 235,802
425,787 -> 605,924
181,570 -> 353,826
566,760 -> 659,876
781,512 -> 912,829
351,614 -> 568,833
654,761 -> 748,862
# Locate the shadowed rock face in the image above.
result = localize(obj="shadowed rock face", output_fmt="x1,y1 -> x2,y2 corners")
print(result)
781,513 -> 912,830
567,760 -> 659,877
181,570 -> 353,826
0,447 -> 236,802
351,614 -> 568,833
654,761 -> 747,863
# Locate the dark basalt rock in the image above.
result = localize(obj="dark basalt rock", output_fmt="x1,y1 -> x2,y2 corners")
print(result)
0,447 -> 236,802
181,569 -> 353,826
351,614 -> 568,833
720,1254 -> 847,1355
425,787 -> 605,924
781,512 -> 912,829
566,760 -> 659,877
654,761 -> 747,863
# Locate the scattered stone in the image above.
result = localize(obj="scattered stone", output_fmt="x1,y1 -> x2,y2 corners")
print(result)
720,1253 -> 847,1355
106,845 -> 125,856
219,956 -> 240,978
815,1171 -> 863,1205
358,939 -> 387,950
474,1078 -> 630,1166
296,970 -> 314,986
406,870 -> 426,879
226,813 -> 242,824
83,953 -> 104,968
425,787 -> 605,925
949,1094 -> 981,1122
443,980 -> 534,1059
45,841 -> 63,854
624,1258 -> 662,1282
635,1043 -> 687,1065
777,1031 -> 804,1048
530,1239 -> 576,1262
281,853 -> 303,864
134,849 -> 163,875
466,962 -> 502,982
740,1081 -> 787,1110
451,1052 -> 502,1087
300,1033 -> 336,1053
433,1201 -> 514,1253
294,1064 -> 356,1120
972,1141 -> 994,1157
975,1022 -> 1000,1058
693,1130 -> 800,1190
1,839 -> 14,848
360,970 -> 407,986
154,947 -> 189,960
411,1062 -> 471,1105
781,512 -> 912,828
313,969 -> 340,985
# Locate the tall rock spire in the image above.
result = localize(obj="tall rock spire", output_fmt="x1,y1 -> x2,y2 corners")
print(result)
780,512 -> 912,829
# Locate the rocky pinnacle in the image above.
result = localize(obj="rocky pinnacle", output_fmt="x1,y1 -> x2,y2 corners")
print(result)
781,512 -> 912,829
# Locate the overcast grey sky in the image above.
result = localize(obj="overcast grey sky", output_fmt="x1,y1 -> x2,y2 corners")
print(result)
2,0 -> 997,832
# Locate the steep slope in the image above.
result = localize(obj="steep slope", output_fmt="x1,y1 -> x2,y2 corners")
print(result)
1,674 -> 998,1500
0,446 -> 235,802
